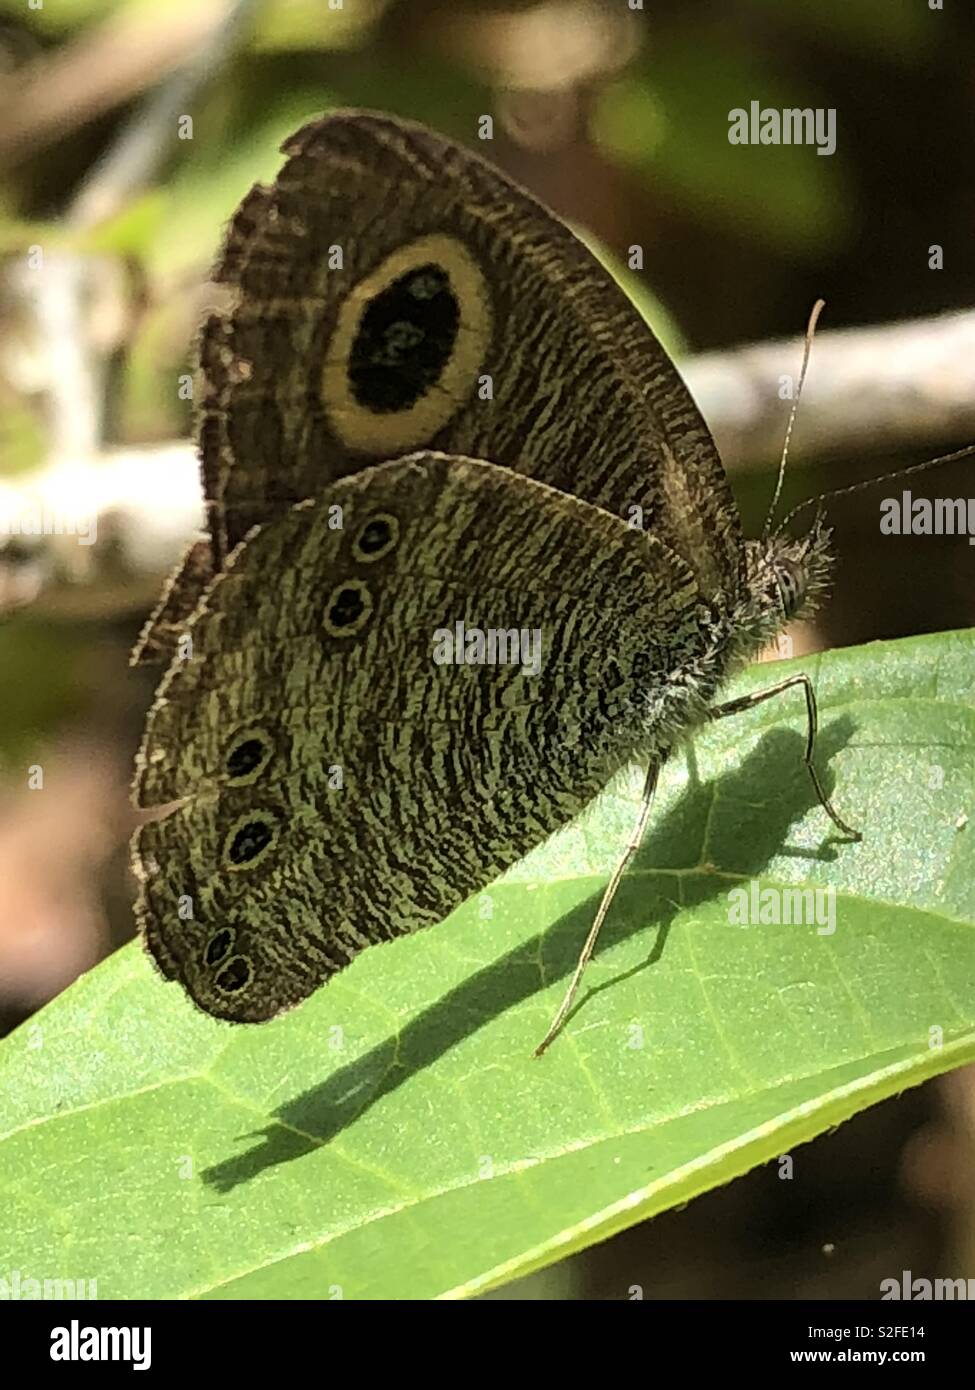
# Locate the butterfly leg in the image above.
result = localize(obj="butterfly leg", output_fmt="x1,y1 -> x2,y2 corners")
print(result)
534,761 -> 663,1057
708,673 -> 861,840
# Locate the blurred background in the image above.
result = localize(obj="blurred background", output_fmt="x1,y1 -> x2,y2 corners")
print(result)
0,0 -> 973,1299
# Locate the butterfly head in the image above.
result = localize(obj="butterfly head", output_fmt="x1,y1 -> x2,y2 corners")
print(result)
738,511 -> 833,655
773,512 -> 835,620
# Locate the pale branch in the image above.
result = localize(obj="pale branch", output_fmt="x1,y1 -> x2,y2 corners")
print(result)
685,308 -> 975,473
68,0 -> 264,231
2,309 -> 973,617
0,0 -> 259,170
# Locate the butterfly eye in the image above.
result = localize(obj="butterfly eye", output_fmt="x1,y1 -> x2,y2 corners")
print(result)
323,578 -> 374,636
205,928 -> 235,966
214,956 -> 252,994
224,730 -> 273,783
776,559 -> 806,620
352,512 -> 399,563
224,813 -> 278,869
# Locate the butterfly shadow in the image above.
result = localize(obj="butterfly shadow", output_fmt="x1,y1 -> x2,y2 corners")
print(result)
202,713 -> 857,1191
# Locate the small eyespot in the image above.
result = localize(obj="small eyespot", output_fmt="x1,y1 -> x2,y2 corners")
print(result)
323,578 -> 374,637
214,956 -> 251,993
205,928 -> 235,967
224,730 -> 273,783
352,512 -> 399,563
224,812 -> 278,869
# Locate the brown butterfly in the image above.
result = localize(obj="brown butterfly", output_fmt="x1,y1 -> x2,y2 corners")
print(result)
132,111 -> 968,1051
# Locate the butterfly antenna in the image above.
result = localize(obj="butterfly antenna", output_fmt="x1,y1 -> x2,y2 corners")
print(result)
778,443 -> 975,534
763,298 -> 826,540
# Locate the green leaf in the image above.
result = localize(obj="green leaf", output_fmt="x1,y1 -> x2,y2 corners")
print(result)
1,630 -> 973,1299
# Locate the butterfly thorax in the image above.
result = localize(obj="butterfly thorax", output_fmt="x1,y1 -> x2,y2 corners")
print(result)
632,517 -> 832,760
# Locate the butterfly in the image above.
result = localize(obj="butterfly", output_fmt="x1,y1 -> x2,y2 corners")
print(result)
131,109 -> 862,1051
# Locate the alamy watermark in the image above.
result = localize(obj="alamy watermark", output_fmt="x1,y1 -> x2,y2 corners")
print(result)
0,1268 -> 97,1299
727,881 -> 836,935
50,1320 -> 150,1371
432,620 -> 542,676
728,101 -> 836,156
880,491 -> 975,544
881,1271 -> 975,1300
0,503 -> 96,546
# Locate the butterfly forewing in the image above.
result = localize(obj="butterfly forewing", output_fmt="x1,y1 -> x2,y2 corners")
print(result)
135,109 -> 742,667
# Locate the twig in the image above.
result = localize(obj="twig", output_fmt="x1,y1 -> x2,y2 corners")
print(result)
69,0 -> 264,230
0,0 -> 257,170
685,309 -> 975,472
4,307 -> 974,616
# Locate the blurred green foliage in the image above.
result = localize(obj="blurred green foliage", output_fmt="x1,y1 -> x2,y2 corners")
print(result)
594,45 -> 852,255
0,623 -> 91,765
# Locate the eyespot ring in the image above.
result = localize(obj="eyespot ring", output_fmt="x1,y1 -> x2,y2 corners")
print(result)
214,955 -> 252,994
320,234 -> 491,455
323,578 -> 374,637
351,512 -> 399,563
205,928 -> 235,967
223,812 -> 278,870
223,729 -> 274,784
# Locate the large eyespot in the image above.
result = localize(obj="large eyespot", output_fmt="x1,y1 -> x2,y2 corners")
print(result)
205,928 -> 235,967
224,729 -> 273,784
349,264 -> 457,411
214,956 -> 251,994
323,578 -> 374,637
321,234 -> 491,455
352,512 -> 399,563
223,812 -> 278,870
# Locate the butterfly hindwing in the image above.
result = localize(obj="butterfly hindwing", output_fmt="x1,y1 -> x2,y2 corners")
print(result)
132,452 -> 707,1021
